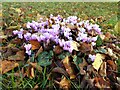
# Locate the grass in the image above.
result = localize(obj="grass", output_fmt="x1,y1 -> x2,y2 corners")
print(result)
2,2 -> 118,28
1,2 -> 119,89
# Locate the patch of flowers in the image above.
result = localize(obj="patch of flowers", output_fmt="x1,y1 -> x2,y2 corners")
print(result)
13,14 -> 103,61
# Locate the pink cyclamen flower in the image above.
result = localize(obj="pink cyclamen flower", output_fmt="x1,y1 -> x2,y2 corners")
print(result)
24,32 -> 31,40
24,44 -> 32,55
26,22 -> 33,28
13,30 -> 19,35
91,36 -> 98,42
18,33 -> 23,39
31,34 -> 38,40
76,32 -> 88,42
18,29 -> 24,39
63,41 -> 73,53
89,54 -> 96,61
58,39 -> 65,47
26,50 -> 31,56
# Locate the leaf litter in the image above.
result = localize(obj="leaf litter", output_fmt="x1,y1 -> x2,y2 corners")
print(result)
1,13 -> 120,89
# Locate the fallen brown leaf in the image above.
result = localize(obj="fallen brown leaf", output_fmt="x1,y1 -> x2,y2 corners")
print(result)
29,62 -> 42,73
79,42 -> 93,53
79,58 -> 88,75
52,67 -> 69,78
30,40 -> 40,50
35,46 -> 43,58
0,60 -> 19,74
8,50 -> 25,61
26,66 -> 35,79
107,60 -> 117,71
58,76 -> 70,90
98,62 -> 107,77
63,56 -> 76,79
53,45 -> 63,54
94,77 -> 110,88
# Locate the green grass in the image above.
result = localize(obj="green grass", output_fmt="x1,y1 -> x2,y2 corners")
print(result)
2,2 -> 118,28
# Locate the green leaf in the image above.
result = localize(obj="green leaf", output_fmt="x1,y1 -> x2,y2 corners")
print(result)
38,59 -> 52,66
58,51 -> 70,60
96,35 -> 103,47
95,48 -> 107,54
30,54 -> 35,62
37,51 -> 53,66
73,55 -> 82,70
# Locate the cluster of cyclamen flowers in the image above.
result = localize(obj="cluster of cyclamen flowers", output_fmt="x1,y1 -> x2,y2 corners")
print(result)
13,14 -> 102,61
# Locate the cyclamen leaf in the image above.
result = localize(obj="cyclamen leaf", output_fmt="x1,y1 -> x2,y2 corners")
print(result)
95,48 -> 107,54
96,35 -> 103,47
73,55 -> 82,70
37,51 -> 53,66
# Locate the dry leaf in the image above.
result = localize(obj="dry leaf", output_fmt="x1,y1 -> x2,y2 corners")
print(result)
79,58 -> 88,75
0,60 -> 19,74
79,42 -> 93,53
99,62 -> 106,77
29,62 -> 42,73
8,50 -> 25,61
26,66 -> 35,79
67,24 -> 76,30
37,13 -> 47,22
94,77 -> 110,88
11,38 -> 22,44
107,48 -> 113,56
30,40 -> 40,50
71,41 -> 79,51
52,67 -> 69,78
63,56 -> 76,79
59,76 -> 70,90
3,48 -> 13,58
105,32 -> 111,40
53,45 -> 63,54
35,46 -> 43,58
107,60 -> 117,71
100,34 -> 105,40
92,53 -> 105,71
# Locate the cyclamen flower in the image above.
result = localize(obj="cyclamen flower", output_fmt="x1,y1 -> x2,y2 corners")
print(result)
13,30 -> 19,35
89,54 -> 96,61
36,35 -> 45,42
58,40 -> 73,53
91,36 -> 98,42
58,39 -> 65,47
67,16 -> 77,24
91,42 -> 96,46
79,28 -> 86,33
26,22 -> 32,28
63,27 -> 72,39
13,28 -> 24,39
31,34 -> 38,40
24,44 -> 32,55
18,33 -> 23,39
24,32 -> 31,40
63,41 -> 73,53
76,32 -> 88,42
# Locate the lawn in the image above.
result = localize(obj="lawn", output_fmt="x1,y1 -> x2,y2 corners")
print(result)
1,2 -> 120,89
